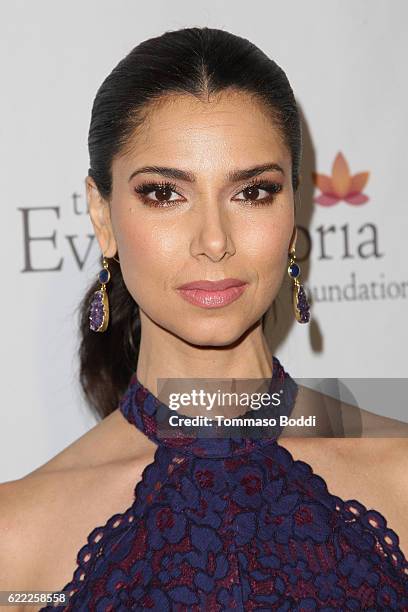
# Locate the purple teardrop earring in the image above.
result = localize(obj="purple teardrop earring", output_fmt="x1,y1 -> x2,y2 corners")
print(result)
287,247 -> 311,324
89,253 -> 120,332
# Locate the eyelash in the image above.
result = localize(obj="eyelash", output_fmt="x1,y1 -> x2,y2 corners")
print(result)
133,178 -> 283,208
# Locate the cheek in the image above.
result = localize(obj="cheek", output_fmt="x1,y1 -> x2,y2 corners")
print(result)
241,215 -> 291,287
113,213 -> 182,302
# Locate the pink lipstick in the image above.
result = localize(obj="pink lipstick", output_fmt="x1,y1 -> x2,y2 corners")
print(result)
176,278 -> 248,309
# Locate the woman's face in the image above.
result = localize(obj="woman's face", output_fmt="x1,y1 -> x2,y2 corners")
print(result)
89,90 -> 296,346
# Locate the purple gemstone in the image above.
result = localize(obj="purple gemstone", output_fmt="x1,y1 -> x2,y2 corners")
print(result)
89,290 -> 106,331
297,286 -> 310,323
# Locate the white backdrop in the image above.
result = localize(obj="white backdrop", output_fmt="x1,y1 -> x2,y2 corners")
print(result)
1,0 -> 407,482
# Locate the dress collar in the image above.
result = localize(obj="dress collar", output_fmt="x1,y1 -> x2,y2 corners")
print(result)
119,355 -> 299,458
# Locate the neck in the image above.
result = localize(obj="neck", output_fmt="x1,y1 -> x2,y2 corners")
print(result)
136,312 -> 274,396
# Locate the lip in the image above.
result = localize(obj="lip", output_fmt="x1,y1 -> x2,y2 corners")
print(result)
176,278 -> 248,309
177,278 -> 247,291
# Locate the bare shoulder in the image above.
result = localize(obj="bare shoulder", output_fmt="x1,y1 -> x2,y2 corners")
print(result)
0,477 -> 34,593
358,406 -> 408,437
292,383 -> 408,437
28,405 -> 156,475
0,409 -> 157,595
279,435 -> 408,482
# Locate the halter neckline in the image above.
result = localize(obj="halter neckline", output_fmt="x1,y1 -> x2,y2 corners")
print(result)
118,355 -> 299,458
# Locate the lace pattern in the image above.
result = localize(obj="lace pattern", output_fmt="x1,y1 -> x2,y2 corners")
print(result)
39,357 -> 408,611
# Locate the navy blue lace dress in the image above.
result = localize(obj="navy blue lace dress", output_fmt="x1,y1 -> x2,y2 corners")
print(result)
40,357 -> 408,611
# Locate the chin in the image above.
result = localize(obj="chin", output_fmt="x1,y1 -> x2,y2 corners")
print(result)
172,317 -> 254,348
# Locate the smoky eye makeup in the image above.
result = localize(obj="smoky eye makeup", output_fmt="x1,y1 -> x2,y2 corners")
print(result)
133,178 -> 283,209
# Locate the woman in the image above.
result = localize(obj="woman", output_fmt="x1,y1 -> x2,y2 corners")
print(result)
1,26 -> 407,611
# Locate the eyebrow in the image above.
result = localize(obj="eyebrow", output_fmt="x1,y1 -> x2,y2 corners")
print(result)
128,162 -> 285,183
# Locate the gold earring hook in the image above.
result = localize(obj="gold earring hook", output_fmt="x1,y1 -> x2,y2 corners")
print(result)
103,252 -> 120,263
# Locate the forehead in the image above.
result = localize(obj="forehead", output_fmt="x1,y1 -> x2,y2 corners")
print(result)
115,90 -> 290,176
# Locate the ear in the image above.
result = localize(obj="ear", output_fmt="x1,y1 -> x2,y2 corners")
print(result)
85,176 -> 118,257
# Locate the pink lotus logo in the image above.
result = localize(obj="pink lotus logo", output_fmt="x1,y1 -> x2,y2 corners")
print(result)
312,152 -> 370,206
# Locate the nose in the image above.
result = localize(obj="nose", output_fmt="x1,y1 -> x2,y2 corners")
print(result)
190,196 -> 235,262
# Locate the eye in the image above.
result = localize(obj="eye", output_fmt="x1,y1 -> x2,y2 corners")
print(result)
233,179 -> 283,207
133,178 -> 283,208
133,181 -> 184,208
